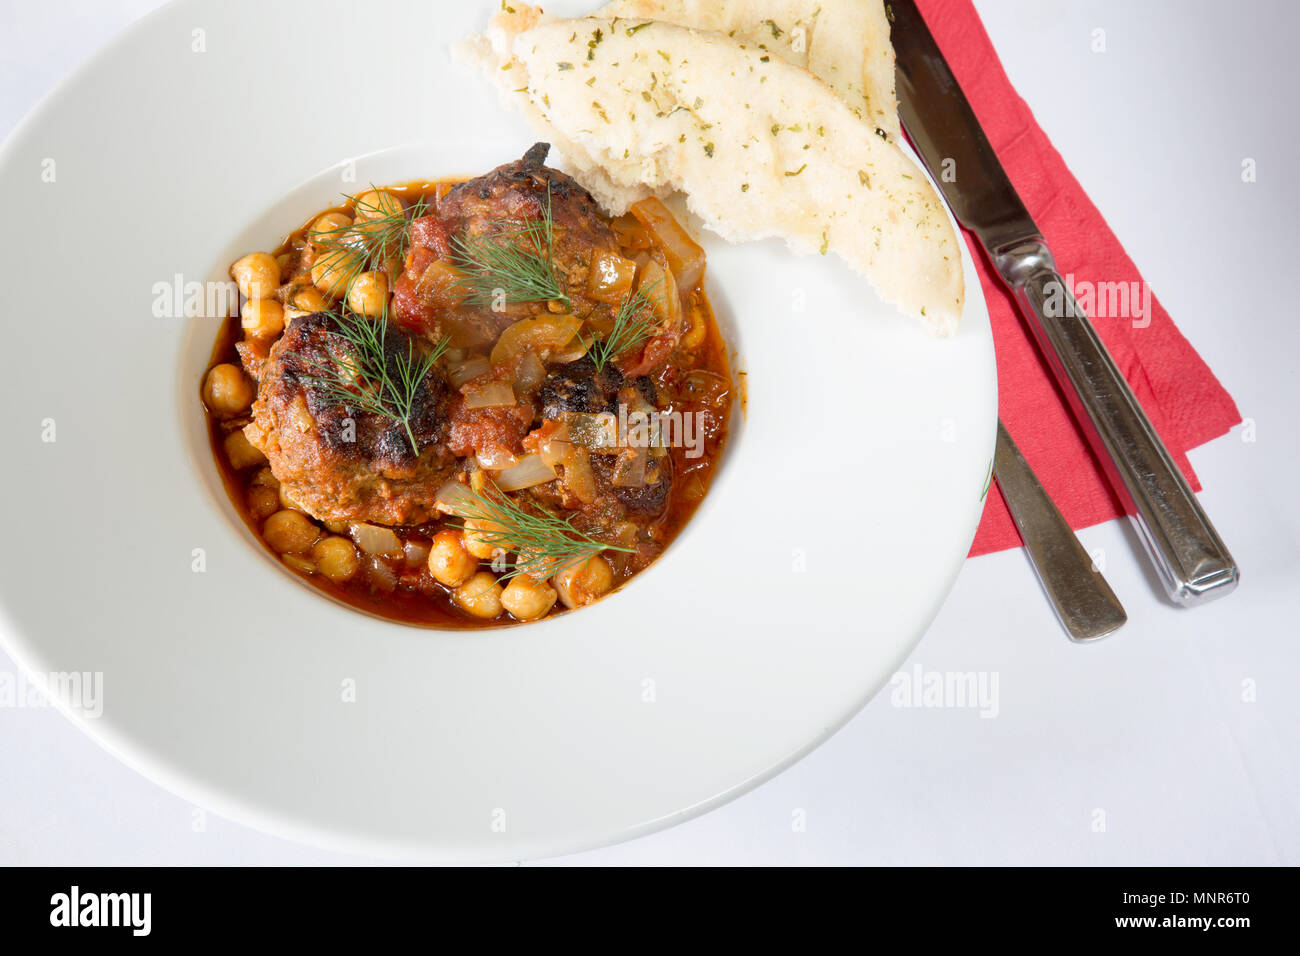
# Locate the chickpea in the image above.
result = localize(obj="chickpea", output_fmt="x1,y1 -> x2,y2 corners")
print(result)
203,363 -> 254,417
251,466 -> 280,490
452,571 -> 504,619
462,518 -> 510,560
553,554 -> 615,609
311,251 -> 352,300
312,535 -> 360,583
501,574 -> 558,622
241,298 -> 284,339
223,429 -> 266,469
284,285 -> 328,321
263,509 -> 319,554
230,252 -> 281,299
248,485 -> 279,521
353,189 -> 403,221
347,270 -> 389,317
310,211 -> 353,239
427,529 -> 478,587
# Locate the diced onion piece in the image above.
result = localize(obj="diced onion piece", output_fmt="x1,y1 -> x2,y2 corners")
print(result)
611,446 -> 649,488
538,423 -> 573,468
448,355 -> 490,388
462,381 -> 516,409
562,447 -> 598,505
513,350 -> 547,394
629,197 -> 705,292
565,412 -> 620,452
636,260 -> 673,327
490,315 -> 582,371
404,539 -> 431,569
434,480 -> 473,513
540,438 -> 573,469
365,555 -> 398,593
495,453 -> 557,491
585,250 -> 638,304
476,445 -> 519,471
549,335 -> 590,364
414,258 -> 466,309
610,214 -> 652,251
350,522 -> 402,555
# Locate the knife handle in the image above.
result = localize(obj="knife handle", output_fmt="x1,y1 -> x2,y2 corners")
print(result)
993,238 -> 1239,607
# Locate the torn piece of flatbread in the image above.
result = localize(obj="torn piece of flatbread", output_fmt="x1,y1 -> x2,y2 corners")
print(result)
461,11 -> 964,335
595,0 -> 899,140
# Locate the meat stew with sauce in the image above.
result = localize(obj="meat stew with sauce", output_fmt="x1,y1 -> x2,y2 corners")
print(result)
201,144 -> 733,627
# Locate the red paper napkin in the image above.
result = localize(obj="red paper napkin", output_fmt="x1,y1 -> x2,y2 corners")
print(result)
913,0 -> 1241,556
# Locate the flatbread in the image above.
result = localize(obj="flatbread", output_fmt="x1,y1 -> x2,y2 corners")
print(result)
462,10 -> 964,334
596,0 -> 899,139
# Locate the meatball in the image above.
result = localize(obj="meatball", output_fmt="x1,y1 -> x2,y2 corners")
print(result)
590,452 -> 673,517
244,312 -> 456,526
393,143 -> 621,335
537,356 -> 656,420
437,142 -> 618,254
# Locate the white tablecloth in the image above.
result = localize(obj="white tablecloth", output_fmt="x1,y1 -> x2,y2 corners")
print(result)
1,0 -> 1294,865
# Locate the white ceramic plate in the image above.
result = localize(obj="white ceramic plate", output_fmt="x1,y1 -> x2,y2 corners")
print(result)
0,0 -> 995,860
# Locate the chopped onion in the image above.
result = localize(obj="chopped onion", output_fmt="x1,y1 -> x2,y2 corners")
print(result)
364,555 -> 398,593
629,197 -> 705,292
350,522 -> 402,555
513,350 -> 547,394
448,355 -> 490,388
640,258 -> 683,336
495,453 -> 557,491
476,445 -> 519,470
611,446 -> 649,488
403,539 -> 431,569
538,423 -> 573,468
565,412 -> 620,452
434,480 -> 472,513
462,380 -> 516,409
611,214 -> 652,251
585,250 -> 638,304
562,447 -> 598,504
413,258 -> 466,309
490,314 -> 582,370
549,334 -> 590,364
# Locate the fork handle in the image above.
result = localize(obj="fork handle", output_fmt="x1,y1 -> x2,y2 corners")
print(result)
993,238 -> 1238,606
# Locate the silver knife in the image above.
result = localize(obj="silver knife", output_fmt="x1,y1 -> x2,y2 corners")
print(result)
995,420 -> 1126,641
890,0 -> 1238,606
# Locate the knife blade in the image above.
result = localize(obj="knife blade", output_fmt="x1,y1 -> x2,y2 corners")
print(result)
889,0 -> 1238,607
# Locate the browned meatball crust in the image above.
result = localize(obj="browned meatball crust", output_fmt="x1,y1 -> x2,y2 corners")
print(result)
244,312 -> 456,526
393,143 -> 622,336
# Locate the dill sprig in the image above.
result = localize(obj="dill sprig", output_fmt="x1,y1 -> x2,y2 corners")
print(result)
583,278 -> 664,372
296,303 -> 448,456
446,480 -> 633,581
310,188 -> 428,294
449,186 -> 570,309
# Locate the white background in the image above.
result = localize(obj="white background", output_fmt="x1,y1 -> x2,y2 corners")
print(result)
0,0 -> 1295,865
